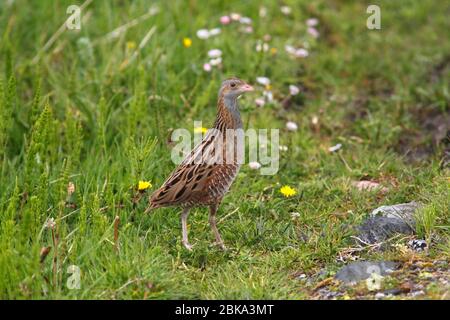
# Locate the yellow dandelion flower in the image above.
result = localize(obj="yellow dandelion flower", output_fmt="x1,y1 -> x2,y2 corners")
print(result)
270,47 -> 277,55
126,41 -> 136,50
280,185 -> 297,197
183,37 -> 192,48
194,127 -> 208,134
265,84 -> 272,91
138,180 -> 152,191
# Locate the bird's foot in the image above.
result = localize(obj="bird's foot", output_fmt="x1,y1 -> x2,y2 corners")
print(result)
182,241 -> 194,251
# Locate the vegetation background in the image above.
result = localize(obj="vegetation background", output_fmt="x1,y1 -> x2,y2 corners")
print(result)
0,0 -> 448,299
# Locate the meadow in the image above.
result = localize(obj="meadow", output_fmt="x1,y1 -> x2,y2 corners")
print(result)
0,0 -> 448,299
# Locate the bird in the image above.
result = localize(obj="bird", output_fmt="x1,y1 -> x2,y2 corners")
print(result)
147,78 -> 254,250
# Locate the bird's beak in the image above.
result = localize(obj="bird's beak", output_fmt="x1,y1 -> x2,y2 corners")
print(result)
241,83 -> 254,92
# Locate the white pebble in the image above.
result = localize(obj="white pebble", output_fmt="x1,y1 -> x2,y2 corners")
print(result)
375,292 -> 385,299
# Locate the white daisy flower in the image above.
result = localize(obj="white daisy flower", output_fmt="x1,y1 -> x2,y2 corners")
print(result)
256,41 -> 269,52
263,90 -> 273,102
307,27 -> 319,38
209,57 -> 222,66
255,98 -> 266,107
295,48 -> 309,58
249,161 -> 261,170
220,16 -> 231,25
328,143 -> 342,152
208,49 -> 222,58
285,45 -> 297,55
285,45 -> 309,58
209,28 -> 221,36
289,85 -> 300,95
286,121 -> 298,131
239,16 -> 252,24
230,13 -> 241,21
240,26 -> 253,33
281,6 -> 292,15
259,6 -> 267,18
306,18 -> 319,27
45,218 -> 56,229
256,77 -> 270,86
203,63 -> 212,72
290,212 -> 301,218
196,29 -> 210,39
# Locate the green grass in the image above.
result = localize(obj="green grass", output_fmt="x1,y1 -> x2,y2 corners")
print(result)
0,0 -> 448,299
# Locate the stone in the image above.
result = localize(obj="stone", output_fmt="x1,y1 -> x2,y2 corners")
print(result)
357,201 -> 421,244
383,288 -> 403,296
335,261 -> 398,284
374,292 -> 385,299
408,239 -> 427,251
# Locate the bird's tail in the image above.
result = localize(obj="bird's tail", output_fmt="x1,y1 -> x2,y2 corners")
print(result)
144,206 -> 153,214
145,201 -> 158,214
144,193 -> 164,214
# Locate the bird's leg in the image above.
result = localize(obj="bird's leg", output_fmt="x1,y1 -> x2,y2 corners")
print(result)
181,208 -> 193,251
209,204 -> 226,250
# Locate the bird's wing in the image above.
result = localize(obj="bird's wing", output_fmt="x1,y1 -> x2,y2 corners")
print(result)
180,129 -> 224,166
149,163 -> 215,207
149,130 -> 223,208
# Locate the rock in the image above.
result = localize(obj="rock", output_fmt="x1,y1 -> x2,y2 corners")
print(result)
410,290 -> 425,297
296,273 -> 307,280
383,288 -> 403,296
335,261 -> 398,284
351,180 -> 388,193
440,150 -> 450,169
316,288 -> 343,300
371,201 -> 419,224
374,292 -> 385,299
357,202 -> 421,245
408,239 -> 427,251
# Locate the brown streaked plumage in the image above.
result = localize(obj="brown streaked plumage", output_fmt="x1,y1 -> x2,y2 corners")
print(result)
148,78 -> 254,250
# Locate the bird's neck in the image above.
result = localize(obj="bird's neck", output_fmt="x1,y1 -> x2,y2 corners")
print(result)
214,95 -> 242,130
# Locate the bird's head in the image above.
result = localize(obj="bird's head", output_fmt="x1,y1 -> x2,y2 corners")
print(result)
219,78 -> 254,99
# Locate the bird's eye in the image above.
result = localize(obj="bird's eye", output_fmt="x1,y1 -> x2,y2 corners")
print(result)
230,82 -> 236,88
